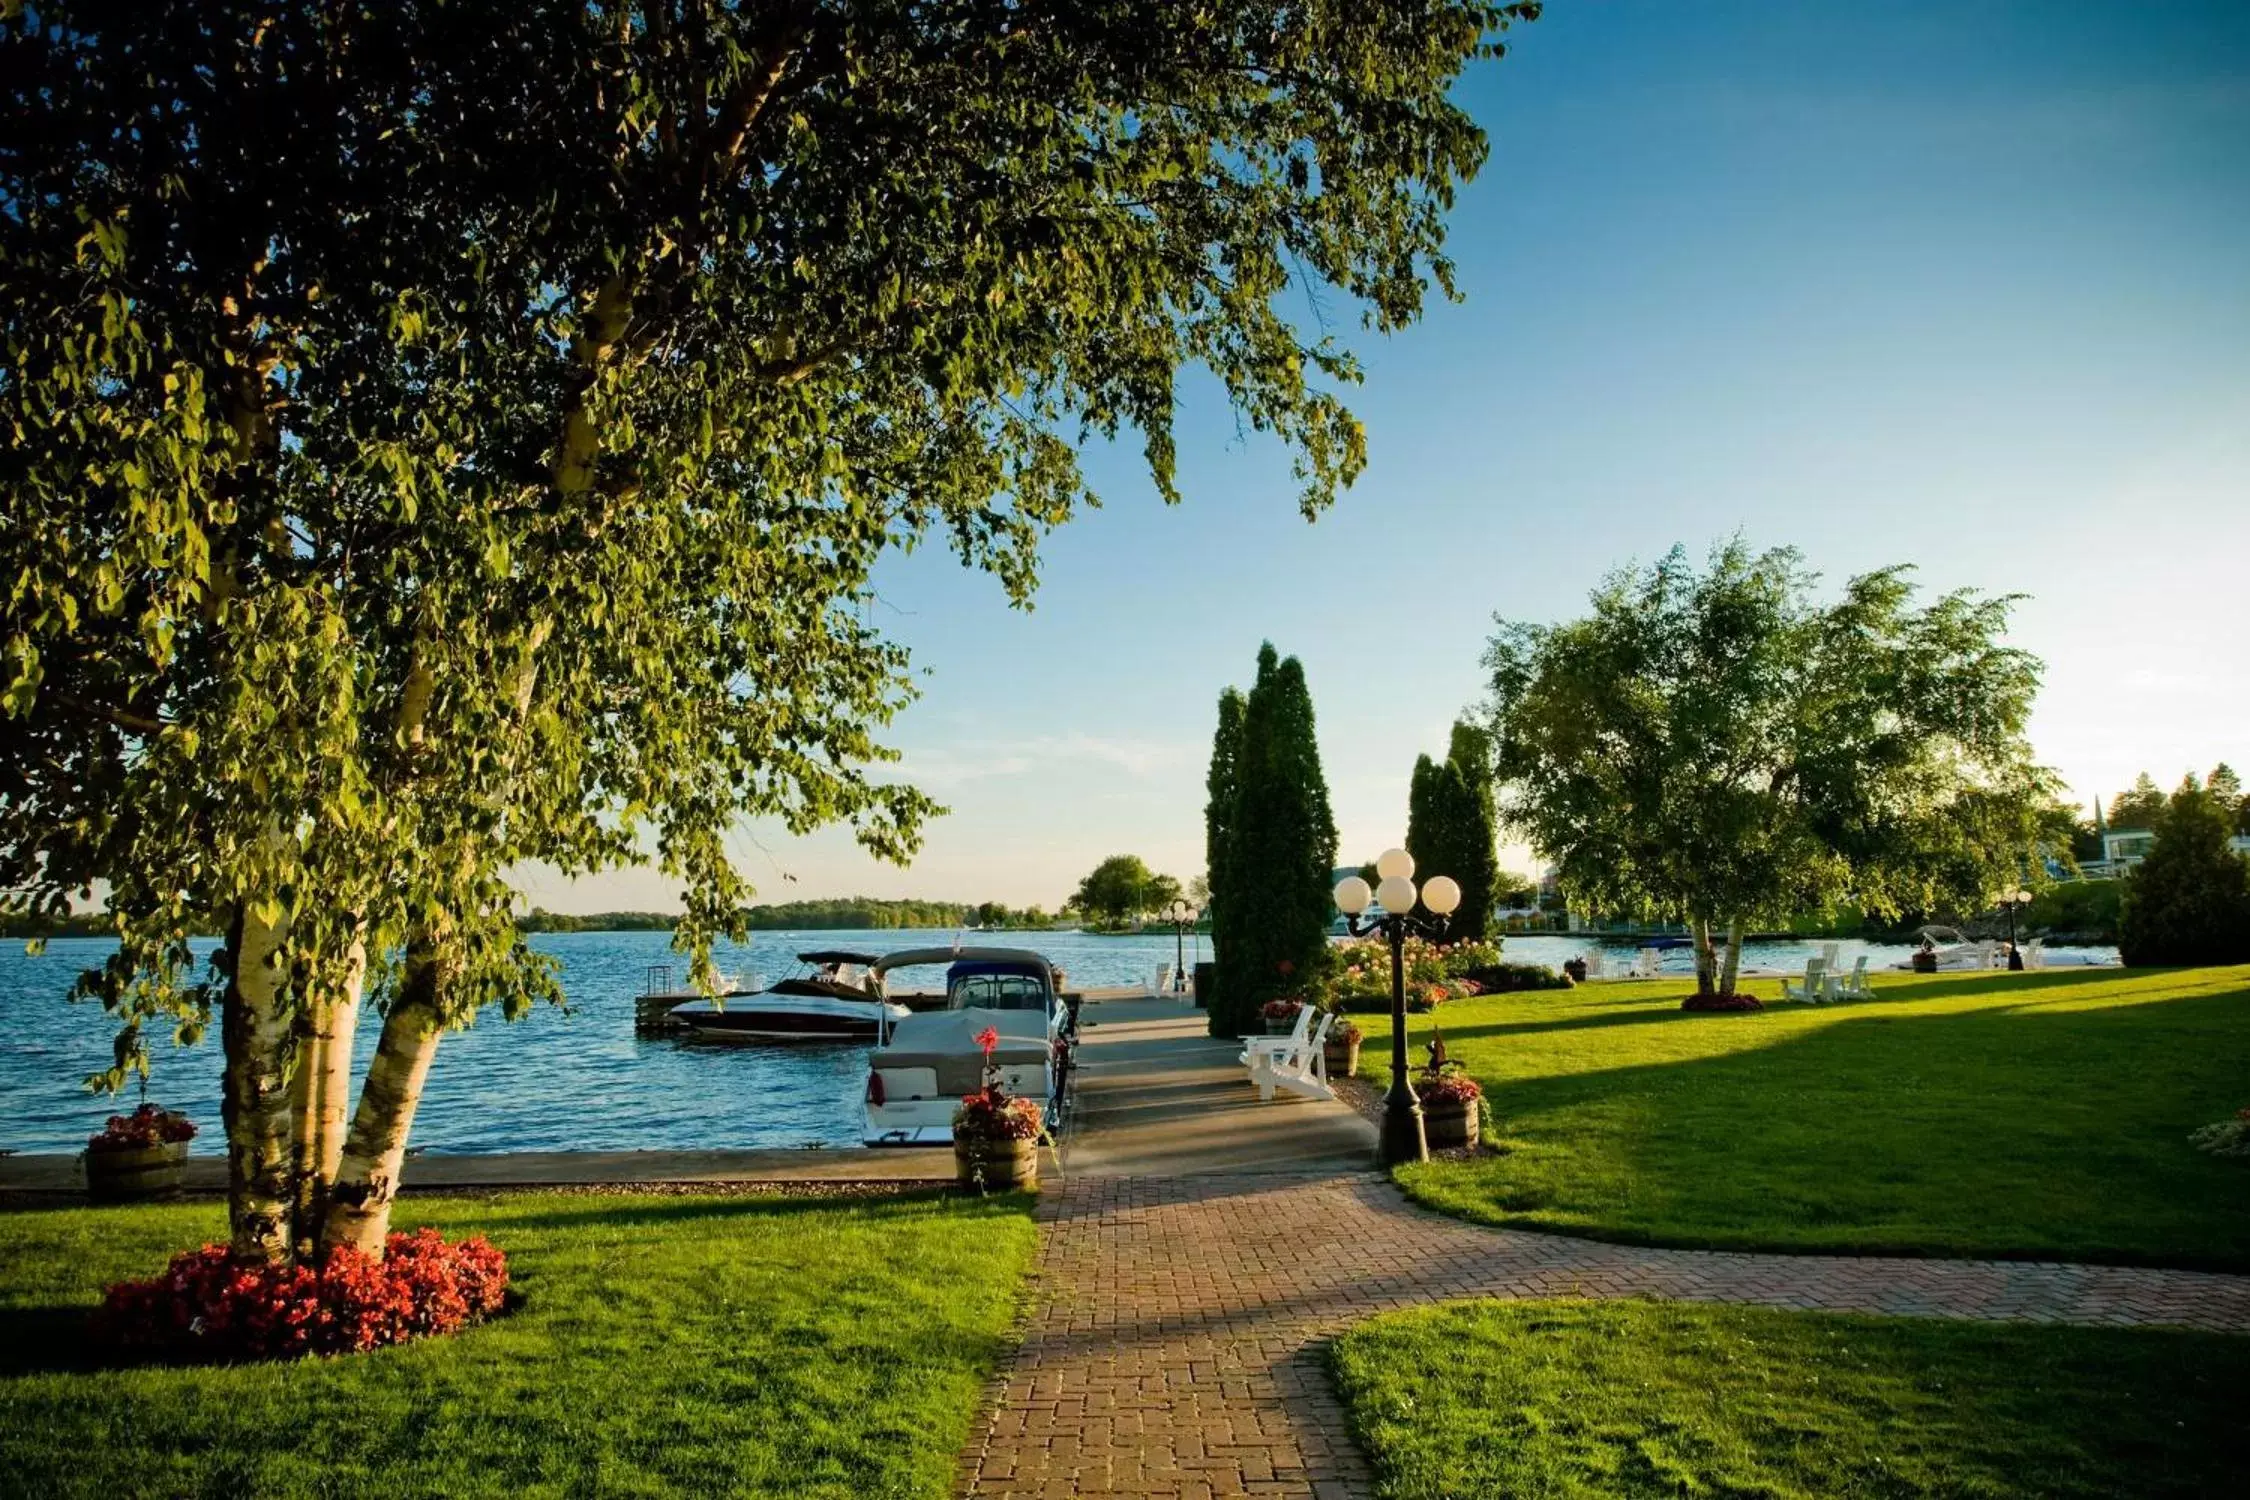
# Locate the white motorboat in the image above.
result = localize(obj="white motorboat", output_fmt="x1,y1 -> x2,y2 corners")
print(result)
862,947 -> 1073,1146
667,950 -> 910,1043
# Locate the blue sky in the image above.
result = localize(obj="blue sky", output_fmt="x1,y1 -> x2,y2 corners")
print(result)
525,0 -> 2250,912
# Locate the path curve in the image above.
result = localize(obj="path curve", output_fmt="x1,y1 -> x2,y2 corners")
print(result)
960,996 -> 2250,1497
959,1171 -> 2250,1498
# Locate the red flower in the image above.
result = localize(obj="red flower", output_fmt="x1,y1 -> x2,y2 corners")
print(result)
975,1025 -> 1000,1056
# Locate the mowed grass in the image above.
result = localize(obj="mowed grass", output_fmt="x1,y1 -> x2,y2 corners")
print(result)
1362,965 -> 2250,1267
1331,1298 -> 2250,1500
0,1189 -> 1036,1499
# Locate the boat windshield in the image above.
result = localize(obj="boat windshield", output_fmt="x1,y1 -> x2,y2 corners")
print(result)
947,964 -> 1050,1011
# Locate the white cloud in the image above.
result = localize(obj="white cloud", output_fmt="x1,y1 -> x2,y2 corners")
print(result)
899,732 -> 1195,787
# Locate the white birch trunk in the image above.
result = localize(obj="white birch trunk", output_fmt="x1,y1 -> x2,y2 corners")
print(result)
1692,916 -> 1717,996
1720,918 -> 1745,996
221,901 -> 295,1264
288,935 -> 364,1255
319,948 -> 444,1257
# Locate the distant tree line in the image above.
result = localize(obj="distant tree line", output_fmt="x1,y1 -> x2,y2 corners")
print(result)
517,899 -> 1065,933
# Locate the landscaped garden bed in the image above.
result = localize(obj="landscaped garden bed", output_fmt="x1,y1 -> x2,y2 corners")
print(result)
1364,965 -> 2250,1268
0,1188 -> 1035,1498
1332,1297 -> 2250,1500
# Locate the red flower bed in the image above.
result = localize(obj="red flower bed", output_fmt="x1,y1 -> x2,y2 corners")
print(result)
98,1229 -> 508,1362
1681,992 -> 1763,1012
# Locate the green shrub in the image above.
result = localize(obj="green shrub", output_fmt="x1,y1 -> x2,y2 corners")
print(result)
2120,785 -> 2250,967
1462,962 -> 1572,993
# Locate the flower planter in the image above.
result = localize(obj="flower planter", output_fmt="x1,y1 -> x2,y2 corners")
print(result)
955,1135 -> 1039,1192
1324,1034 -> 1361,1078
85,1141 -> 188,1201
1911,952 -> 1939,974
1418,1095 -> 1479,1151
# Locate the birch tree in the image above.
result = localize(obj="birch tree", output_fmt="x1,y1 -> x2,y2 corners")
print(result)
3,0 -> 1540,1258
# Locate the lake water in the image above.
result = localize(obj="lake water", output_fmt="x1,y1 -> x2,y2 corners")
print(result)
0,928 -> 2115,1156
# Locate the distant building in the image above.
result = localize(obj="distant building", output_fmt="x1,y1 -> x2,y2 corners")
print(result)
2083,826 -> 2250,878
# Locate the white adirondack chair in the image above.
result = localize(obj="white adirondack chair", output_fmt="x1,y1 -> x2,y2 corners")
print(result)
1781,958 -> 1827,1002
1838,956 -> 1873,1000
1240,1004 -> 1315,1066
1820,942 -> 1843,970
1582,950 -> 1607,979
2023,939 -> 2046,970
1247,1012 -> 1335,1102
1630,948 -> 1660,979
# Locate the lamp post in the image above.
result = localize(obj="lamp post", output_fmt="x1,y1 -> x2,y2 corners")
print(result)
1163,899 -> 1195,996
1334,849 -> 1461,1166
2003,887 -> 2032,970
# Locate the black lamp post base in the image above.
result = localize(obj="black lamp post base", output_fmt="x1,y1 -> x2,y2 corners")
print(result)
1380,1093 -> 1429,1166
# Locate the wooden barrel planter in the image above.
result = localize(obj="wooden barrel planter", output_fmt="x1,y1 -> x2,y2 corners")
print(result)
85,1141 -> 189,1200
1418,1095 -> 1480,1151
955,1135 -> 1039,1192
1323,1032 -> 1361,1079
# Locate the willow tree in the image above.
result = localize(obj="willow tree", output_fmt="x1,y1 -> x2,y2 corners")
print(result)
1484,541 -> 2056,998
2,0 -> 1538,1259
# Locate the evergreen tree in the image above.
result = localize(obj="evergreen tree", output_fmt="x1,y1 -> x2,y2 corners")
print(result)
2110,773 -> 2169,830
1445,720 -> 1501,940
2119,779 -> 2250,967
1205,686 -> 1249,1029
1401,723 -> 1500,938
1209,644 -> 1336,1036
1404,751 -> 1447,909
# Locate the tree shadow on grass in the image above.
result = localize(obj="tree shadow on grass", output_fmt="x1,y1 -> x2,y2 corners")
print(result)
0,1303 -> 120,1377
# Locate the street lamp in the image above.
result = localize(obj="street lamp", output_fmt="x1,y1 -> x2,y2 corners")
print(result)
1334,848 -> 1461,1166
1163,898 -> 1196,997
2002,887 -> 2033,971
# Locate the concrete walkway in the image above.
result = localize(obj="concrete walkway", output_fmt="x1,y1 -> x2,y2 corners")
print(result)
1060,996 -> 1376,1177
958,997 -> 2250,1498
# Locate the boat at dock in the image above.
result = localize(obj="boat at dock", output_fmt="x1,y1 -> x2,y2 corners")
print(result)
862,947 -> 1073,1146
663,951 -> 911,1043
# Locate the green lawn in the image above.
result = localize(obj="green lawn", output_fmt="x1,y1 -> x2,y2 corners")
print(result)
1331,1298 -> 2250,1500
0,1189 -> 1036,1499
1364,965 -> 2250,1267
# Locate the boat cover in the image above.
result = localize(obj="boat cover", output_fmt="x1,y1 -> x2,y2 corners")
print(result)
798,950 -> 881,966
870,1007 -> 1051,1070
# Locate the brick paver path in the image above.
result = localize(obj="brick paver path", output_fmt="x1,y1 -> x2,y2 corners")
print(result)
960,1172 -> 2250,1497
958,999 -> 2250,1497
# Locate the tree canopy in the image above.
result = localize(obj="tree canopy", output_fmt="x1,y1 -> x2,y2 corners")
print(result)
1069,855 -> 1182,927
2,0 -> 1535,1259
1484,541 -> 2058,996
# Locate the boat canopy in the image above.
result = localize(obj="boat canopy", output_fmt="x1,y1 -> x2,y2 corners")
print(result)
871,946 -> 1057,983
798,950 -> 881,966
